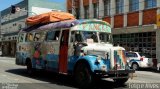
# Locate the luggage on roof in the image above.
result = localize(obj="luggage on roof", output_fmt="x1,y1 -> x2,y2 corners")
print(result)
25,11 -> 76,25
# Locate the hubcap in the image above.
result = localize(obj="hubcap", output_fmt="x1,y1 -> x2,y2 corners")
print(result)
133,64 -> 138,70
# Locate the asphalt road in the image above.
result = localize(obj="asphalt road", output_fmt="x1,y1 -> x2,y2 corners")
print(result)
0,57 -> 160,89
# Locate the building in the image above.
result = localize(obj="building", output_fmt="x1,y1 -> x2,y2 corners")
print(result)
67,0 -> 160,63
0,0 -> 65,57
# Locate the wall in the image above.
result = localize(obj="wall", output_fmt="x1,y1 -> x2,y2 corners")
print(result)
103,16 -> 111,24
143,8 -> 157,25
114,15 -> 124,28
127,12 -> 139,26
156,29 -> 160,62
1,0 -> 27,34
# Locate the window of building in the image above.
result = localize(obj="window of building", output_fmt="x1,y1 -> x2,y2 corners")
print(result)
76,8 -> 80,19
116,0 -> 124,14
113,32 -> 156,58
129,0 -> 139,11
104,0 -> 110,16
93,3 -> 99,18
13,23 -> 17,26
68,10 -> 72,13
145,0 -> 156,9
84,5 -> 89,19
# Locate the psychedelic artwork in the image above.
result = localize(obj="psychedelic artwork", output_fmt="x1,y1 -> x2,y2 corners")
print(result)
114,50 -> 127,70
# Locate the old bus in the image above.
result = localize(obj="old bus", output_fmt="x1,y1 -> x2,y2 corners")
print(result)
16,19 -> 134,87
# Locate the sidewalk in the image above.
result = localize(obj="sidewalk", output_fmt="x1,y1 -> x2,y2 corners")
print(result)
0,56 -> 15,60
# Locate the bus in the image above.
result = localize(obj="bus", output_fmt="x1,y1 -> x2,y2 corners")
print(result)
16,19 -> 135,88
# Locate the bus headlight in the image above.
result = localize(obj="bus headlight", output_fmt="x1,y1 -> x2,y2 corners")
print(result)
101,65 -> 107,71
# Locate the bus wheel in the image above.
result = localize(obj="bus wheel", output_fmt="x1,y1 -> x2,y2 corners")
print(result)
114,78 -> 128,85
74,63 -> 93,88
26,60 -> 34,75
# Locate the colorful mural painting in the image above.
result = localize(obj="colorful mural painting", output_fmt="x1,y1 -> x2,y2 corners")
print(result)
114,50 -> 127,69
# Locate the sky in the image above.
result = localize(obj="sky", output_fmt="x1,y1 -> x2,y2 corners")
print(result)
0,0 -> 65,11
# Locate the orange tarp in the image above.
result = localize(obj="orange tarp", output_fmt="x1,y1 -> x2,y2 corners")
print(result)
26,11 -> 76,25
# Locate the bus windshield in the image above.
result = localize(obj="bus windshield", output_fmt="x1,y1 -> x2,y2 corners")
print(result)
71,31 -> 113,43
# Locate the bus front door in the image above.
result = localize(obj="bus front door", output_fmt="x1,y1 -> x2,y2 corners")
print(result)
59,30 -> 69,74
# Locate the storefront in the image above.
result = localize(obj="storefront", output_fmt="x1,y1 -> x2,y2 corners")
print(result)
113,31 -> 156,58
2,33 -> 17,57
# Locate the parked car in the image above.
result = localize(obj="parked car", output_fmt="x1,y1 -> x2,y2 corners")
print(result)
126,52 -> 153,70
157,63 -> 160,72
0,49 -> 2,56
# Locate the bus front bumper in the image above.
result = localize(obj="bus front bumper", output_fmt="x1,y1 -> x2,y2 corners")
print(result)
94,69 -> 135,79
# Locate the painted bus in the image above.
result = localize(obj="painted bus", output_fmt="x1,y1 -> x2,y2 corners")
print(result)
16,19 -> 135,88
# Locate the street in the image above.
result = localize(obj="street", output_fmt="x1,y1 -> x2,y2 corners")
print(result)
0,57 -> 160,89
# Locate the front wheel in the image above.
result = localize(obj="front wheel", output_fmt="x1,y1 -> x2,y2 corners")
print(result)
26,60 -> 34,75
74,62 -> 93,88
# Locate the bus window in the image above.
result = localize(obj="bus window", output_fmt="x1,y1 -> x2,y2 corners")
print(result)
18,33 -> 25,42
70,31 -> 75,42
34,32 -> 46,42
46,30 -> 60,41
70,31 -> 83,42
26,33 -> 34,42
34,33 -> 41,41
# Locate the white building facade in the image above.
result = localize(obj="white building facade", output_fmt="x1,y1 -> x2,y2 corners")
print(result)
0,0 -> 65,56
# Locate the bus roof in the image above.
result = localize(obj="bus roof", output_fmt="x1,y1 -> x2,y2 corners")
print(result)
23,19 -> 111,33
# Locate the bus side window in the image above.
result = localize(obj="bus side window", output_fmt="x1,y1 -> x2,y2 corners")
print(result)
54,31 -> 60,40
71,31 -> 75,42
46,30 -> 60,41
19,33 -> 24,42
26,33 -> 34,42
34,33 -> 41,41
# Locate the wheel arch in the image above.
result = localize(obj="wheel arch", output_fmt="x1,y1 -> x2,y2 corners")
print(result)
73,59 -> 93,74
132,62 -> 139,66
25,57 -> 31,65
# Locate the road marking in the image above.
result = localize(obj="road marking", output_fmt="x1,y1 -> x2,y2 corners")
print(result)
14,79 -> 19,81
1,74 -> 7,77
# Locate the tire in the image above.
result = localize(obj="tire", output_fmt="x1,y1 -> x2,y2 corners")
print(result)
26,60 -> 34,75
114,78 -> 128,85
74,62 -> 93,88
131,63 -> 139,70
